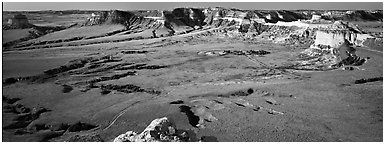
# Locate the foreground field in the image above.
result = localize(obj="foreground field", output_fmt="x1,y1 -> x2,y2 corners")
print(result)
2,30 -> 382,141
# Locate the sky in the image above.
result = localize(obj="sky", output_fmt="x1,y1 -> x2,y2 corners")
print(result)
3,2 -> 383,11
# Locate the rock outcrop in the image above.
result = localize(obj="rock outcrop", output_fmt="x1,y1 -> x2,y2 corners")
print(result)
171,8 -> 206,27
6,14 -> 33,29
298,31 -> 370,70
113,117 -> 189,142
311,30 -> 373,48
238,19 -> 270,33
291,19 -> 377,70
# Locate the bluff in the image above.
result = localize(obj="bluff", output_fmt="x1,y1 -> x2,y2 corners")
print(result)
297,21 -> 374,70
84,10 -> 153,29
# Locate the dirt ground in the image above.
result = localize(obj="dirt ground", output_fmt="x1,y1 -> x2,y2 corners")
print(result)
2,28 -> 382,142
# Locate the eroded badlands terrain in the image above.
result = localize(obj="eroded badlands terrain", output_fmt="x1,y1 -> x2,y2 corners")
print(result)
2,8 -> 383,142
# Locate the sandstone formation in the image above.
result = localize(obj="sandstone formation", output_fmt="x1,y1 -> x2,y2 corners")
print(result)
311,30 -> 372,49
298,21 -> 373,70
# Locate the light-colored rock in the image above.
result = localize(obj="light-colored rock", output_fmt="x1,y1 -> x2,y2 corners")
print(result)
113,131 -> 138,142
311,15 -> 321,21
312,30 -> 373,48
113,117 -> 189,142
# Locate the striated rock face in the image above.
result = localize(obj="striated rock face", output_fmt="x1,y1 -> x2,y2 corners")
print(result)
113,117 -> 189,142
171,8 -> 206,27
313,21 -> 373,44
85,10 -> 153,27
238,19 -> 270,33
312,30 -> 373,48
312,31 -> 347,48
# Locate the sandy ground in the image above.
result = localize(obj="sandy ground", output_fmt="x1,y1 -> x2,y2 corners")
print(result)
2,31 -> 382,142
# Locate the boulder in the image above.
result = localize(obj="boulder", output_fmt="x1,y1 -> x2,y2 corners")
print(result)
68,122 -> 97,132
114,131 -> 138,142
113,117 -> 189,142
48,122 -> 70,131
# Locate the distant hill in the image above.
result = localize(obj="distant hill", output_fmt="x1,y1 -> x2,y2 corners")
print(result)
77,8 -> 381,35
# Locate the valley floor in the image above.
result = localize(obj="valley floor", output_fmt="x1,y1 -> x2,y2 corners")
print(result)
2,34 -> 383,142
